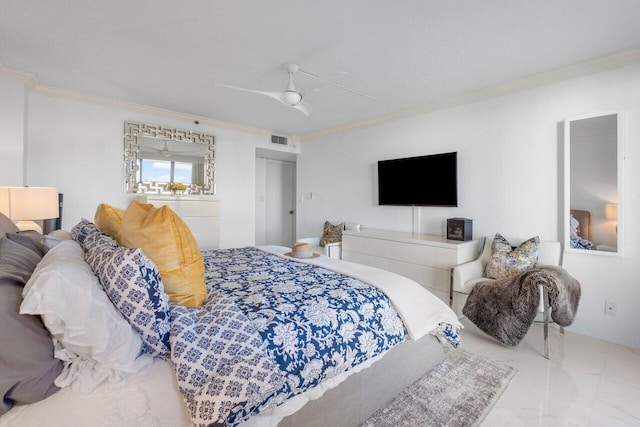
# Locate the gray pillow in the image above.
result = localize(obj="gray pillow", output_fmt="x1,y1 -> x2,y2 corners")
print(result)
0,237 -> 63,414
0,212 -> 19,235
6,231 -> 45,257
0,238 -> 42,284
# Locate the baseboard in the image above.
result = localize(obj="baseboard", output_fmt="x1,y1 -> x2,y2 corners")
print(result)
455,292 -> 640,350
568,318 -> 640,349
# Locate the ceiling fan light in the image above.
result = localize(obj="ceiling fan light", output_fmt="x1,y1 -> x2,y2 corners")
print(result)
282,90 -> 302,106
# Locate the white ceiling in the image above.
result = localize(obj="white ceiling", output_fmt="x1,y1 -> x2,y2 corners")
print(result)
2,0 -> 640,138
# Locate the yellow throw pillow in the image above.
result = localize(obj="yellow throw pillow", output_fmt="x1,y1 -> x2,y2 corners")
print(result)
94,204 -> 125,242
120,201 -> 206,308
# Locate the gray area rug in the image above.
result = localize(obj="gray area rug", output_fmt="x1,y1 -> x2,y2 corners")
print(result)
361,349 -> 517,427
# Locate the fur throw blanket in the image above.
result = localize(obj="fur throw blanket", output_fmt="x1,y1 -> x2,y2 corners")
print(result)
462,266 -> 581,347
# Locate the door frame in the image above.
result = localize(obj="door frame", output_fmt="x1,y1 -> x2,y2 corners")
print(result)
255,149 -> 297,246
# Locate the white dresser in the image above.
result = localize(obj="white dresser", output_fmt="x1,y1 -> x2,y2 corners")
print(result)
342,228 -> 482,303
135,196 -> 220,250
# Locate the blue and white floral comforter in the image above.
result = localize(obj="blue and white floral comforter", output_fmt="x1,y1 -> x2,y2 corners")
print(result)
169,247 -> 459,426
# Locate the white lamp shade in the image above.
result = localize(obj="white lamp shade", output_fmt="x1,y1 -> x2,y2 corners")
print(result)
0,187 -> 59,221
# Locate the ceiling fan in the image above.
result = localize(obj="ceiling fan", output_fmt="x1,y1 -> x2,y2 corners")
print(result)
217,62 -> 346,116
143,140 -> 196,157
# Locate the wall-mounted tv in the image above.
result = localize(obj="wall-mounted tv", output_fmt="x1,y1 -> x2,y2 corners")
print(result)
378,152 -> 457,207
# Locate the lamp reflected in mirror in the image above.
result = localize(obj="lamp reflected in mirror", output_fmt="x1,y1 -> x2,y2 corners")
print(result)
605,203 -> 618,235
605,203 -> 618,221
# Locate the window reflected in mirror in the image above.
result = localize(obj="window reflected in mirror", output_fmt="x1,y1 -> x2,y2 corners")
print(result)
565,113 -> 621,254
139,160 -> 201,185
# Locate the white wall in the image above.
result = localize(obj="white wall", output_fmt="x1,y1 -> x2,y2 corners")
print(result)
0,78 -> 26,185
21,90 -> 299,249
297,63 -> 640,349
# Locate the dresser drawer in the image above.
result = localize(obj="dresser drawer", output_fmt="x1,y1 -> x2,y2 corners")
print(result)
342,229 -> 480,305
182,217 -> 220,234
343,250 -> 449,292
137,196 -> 220,250
343,235 -> 458,268
152,199 -> 220,217
194,232 -> 220,250
343,251 -> 391,270
386,259 -> 450,292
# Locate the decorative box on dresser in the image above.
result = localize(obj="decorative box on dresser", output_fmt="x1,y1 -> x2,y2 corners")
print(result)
135,195 -> 220,250
342,229 -> 481,303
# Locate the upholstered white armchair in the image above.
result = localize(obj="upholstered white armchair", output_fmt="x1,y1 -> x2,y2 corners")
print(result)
296,236 -> 342,259
451,236 -> 563,359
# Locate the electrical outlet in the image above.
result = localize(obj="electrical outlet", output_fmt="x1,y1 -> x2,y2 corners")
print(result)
605,300 -> 617,316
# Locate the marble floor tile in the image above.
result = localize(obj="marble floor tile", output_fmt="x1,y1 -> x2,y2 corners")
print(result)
587,400 -> 640,427
594,372 -> 640,421
458,318 -> 640,426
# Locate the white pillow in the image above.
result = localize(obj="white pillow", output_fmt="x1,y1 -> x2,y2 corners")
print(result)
41,229 -> 73,253
21,240 -> 153,393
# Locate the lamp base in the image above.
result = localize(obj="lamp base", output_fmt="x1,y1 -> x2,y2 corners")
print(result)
15,220 -> 43,234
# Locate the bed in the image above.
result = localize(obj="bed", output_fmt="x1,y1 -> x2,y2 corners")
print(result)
0,209 -> 461,427
569,209 -> 594,249
570,209 -> 591,241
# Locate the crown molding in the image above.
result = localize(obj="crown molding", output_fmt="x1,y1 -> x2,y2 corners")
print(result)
0,65 -> 38,90
5,46 -> 640,143
32,84 -> 274,137
0,64 -> 277,137
300,47 -> 640,142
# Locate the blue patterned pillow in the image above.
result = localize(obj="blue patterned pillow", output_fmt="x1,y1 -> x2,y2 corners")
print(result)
70,219 -> 97,245
81,230 -> 171,358
81,226 -> 119,254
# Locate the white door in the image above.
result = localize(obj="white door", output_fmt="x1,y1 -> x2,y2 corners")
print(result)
264,160 -> 296,247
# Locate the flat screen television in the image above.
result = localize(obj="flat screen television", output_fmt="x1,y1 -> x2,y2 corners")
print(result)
378,152 -> 457,206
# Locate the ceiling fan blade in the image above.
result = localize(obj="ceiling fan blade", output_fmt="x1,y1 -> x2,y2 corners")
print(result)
291,101 -> 312,116
218,71 -> 314,115
299,71 -> 349,97
217,83 -> 283,103
219,83 -> 309,114
161,151 -> 198,157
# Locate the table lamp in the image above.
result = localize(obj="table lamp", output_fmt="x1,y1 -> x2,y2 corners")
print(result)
605,203 -> 618,221
605,203 -> 618,234
0,186 -> 59,233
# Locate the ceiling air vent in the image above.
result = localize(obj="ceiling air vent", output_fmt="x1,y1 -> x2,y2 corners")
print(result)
271,135 -> 288,146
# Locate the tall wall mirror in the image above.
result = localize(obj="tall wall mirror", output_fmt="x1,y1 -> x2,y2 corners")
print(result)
564,112 -> 623,255
124,121 -> 216,195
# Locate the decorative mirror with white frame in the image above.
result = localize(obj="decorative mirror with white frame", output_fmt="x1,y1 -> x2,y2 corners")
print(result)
124,121 -> 216,195
564,112 -> 623,255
